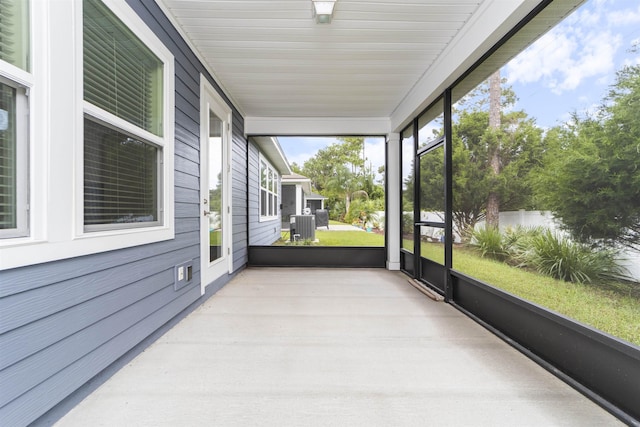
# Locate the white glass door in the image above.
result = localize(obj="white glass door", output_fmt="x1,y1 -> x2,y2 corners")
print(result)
200,77 -> 232,291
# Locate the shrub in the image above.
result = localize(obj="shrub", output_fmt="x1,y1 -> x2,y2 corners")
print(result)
372,198 -> 385,211
345,199 -> 379,228
502,226 -> 544,266
329,201 -> 345,221
344,200 -> 361,225
471,226 -> 507,261
402,213 -> 414,234
525,230 -> 630,283
286,238 -> 315,246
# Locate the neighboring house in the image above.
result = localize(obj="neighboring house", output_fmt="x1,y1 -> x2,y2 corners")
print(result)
248,137 -> 291,245
281,173 -> 327,229
305,192 -> 328,214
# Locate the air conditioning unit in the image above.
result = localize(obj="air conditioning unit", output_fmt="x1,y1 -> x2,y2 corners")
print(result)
291,215 -> 315,241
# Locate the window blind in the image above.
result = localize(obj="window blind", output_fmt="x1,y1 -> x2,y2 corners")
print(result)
84,118 -> 158,227
83,0 -> 163,136
83,0 -> 163,230
0,0 -> 29,71
0,82 -> 16,229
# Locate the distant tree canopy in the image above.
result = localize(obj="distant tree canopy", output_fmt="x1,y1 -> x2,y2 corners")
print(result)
404,81 -> 544,241
401,55 -> 640,249
298,137 -> 384,220
289,162 -> 303,175
295,53 -> 640,244
534,63 -> 640,250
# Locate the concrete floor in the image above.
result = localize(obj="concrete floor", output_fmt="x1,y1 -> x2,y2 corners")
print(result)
56,268 -> 621,426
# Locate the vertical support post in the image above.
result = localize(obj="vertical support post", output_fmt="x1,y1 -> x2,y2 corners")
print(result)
386,133 -> 400,270
295,184 -> 303,215
444,88 -> 454,302
412,119 -> 421,280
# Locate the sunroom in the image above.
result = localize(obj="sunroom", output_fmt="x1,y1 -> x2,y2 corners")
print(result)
0,0 -> 638,425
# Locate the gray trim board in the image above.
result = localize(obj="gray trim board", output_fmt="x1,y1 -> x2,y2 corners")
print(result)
248,246 -> 386,268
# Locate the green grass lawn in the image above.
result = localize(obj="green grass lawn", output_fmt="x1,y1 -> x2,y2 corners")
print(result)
280,219 -> 380,245
411,240 -> 640,346
316,230 -> 384,246
277,230 -> 384,246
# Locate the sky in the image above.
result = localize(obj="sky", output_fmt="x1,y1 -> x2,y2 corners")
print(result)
505,0 -> 640,128
277,0 -> 640,180
278,136 -> 387,182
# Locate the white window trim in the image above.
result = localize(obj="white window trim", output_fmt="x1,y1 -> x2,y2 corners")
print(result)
0,76 -> 29,239
259,154 -> 279,222
0,0 -> 175,270
0,2 -> 34,241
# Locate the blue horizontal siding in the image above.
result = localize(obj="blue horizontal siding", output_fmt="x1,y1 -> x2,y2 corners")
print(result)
0,1 -> 250,425
231,121 -> 248,267
1,286 -> 202,426
248,141 -> 282,246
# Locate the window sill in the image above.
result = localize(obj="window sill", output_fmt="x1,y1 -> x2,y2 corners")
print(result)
0,225 -> 174,270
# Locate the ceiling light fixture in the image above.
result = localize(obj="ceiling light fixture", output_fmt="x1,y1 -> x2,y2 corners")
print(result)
312,0 -> 336,24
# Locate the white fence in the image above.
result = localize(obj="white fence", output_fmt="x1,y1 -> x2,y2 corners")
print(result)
493,210 -> 560,233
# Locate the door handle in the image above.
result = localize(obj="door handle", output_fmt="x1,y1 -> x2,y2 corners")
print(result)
415,221 -> 445,228
203,210 -> 211,216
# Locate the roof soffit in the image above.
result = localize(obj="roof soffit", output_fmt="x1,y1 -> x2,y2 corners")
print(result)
158,0 -> 544,133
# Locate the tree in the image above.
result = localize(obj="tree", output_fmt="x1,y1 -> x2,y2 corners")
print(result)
298,137 -> 384,220
487,70 -> 502,227
289,162 -> 303,175
337,137 -> 366,174
299,138 -> 364,192
456,76 -> 544,239
325,164 -> 363,214
405,79 -> 543,241
534,62 -> 640,250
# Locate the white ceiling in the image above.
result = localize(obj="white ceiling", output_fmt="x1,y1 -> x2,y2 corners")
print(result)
158,0 -> 543,134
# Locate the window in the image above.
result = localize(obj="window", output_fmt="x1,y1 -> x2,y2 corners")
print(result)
260,156 -> 279,220
83,0 -> 164,230
0,0 -> 29,71
1,0 -> 175,270
83,121 -> 159,228
0,0 -> 30,239
0,80 -> 27,238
